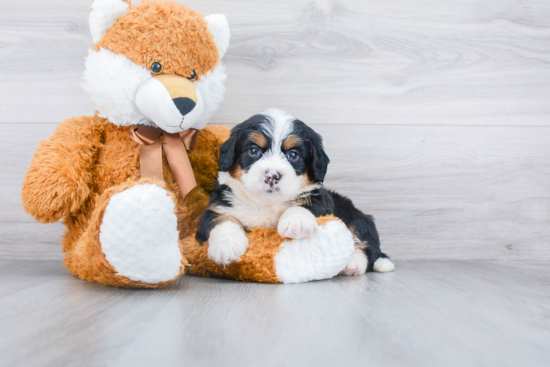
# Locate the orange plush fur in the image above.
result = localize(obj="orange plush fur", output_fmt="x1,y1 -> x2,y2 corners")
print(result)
182,215 -> 340,283
22,114 -> 226,288
22,1 -> 347,288
96,1 -> 218,81
21,1 -> 229,288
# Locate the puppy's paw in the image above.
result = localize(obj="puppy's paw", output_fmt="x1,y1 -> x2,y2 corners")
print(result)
339,249 -> 368,276
278,207 -> 318,240
373,257 -> 395,273
207,221 -> 249,266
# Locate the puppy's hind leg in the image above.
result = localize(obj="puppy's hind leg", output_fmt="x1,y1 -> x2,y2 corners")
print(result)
347,211 -> 395,273
340,248 -> 368,276
373,254 -> 395,273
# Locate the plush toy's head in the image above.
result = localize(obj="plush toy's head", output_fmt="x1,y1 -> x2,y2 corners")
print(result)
83,0 -> 230,133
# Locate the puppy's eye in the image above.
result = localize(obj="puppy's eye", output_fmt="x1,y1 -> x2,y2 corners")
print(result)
150,62 -> 163,74
188,70 -> 197,81
249,146 -> 262,158
286,150 -> 299,162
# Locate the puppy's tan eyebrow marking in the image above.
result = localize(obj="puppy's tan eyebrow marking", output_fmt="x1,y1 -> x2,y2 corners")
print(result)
249,132 -> 267,148
283,135 -> 302,151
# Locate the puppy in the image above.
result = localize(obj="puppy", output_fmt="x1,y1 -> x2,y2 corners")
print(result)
196,108 -> 394,275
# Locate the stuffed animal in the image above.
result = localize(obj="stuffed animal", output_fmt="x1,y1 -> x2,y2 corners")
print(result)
21,0 -> 355,288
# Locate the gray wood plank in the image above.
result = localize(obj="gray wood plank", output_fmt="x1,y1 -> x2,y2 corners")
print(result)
2,0 -> 550,125
3,123 -> 550,261
318,124 -> 550,261
0,123 -> 63,260
0,260 -> 549,367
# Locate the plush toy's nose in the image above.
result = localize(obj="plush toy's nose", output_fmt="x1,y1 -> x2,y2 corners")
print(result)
135,73 -> 204,133
172,97 -> 196,116
154,74 -> 198,115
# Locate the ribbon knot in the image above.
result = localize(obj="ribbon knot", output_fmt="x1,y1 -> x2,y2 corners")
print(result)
129,125 -> 199,199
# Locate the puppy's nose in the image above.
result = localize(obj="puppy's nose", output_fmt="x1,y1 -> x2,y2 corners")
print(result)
172,97 -> 196,116
264,171 -> 282,185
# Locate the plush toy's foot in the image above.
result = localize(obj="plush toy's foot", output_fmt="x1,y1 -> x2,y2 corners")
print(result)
274,217 -> 355,283
339,249 -> 368,276
182,215 -> 354,284
63,180 -> 186,288
99,183 -> 182,284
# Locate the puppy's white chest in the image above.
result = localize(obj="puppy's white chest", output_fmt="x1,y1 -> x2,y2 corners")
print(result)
220,201 -> 289,230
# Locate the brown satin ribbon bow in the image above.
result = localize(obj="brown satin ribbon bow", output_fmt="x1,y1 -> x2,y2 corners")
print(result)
129,125 -> 199,199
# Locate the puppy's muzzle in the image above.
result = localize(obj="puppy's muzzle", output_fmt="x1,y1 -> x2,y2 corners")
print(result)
264,171 -> 282,186
135,74 -> 204,133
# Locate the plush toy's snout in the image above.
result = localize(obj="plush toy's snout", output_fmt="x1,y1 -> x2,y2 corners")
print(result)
135,74 -> 204,133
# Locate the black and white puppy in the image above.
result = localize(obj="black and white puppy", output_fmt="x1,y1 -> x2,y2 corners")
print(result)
196,108 -> 394,275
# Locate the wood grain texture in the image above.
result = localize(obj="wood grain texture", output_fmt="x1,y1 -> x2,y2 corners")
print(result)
1,0 -> 550,125
0,260 -> 549,367
1,0 -> 550,260
3,123 -> 550,261
0,123 -> 64,260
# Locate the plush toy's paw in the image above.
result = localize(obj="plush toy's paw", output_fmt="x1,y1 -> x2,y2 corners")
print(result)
99,183 -> 182,284
277,207 -> 319,240
207,221 -> 249,266
339,249 -> 368,276
373,257 -> 395,273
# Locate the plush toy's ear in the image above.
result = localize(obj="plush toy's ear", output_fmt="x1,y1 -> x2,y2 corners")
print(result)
205,14 -> 231,59
89,0 -> 131,44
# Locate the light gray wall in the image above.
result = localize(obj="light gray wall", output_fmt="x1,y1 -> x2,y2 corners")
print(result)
1,0 -> 550,260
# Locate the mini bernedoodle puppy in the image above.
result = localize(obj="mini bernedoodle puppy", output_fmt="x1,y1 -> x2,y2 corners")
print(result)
196,108 -> 394,275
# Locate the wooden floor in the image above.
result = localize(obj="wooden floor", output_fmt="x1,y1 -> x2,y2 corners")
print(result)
0,260 -> 549,367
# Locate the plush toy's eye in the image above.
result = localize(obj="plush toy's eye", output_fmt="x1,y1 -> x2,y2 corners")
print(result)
188,70 -> 197,81
286,150 -> 299,162
150,62 -> 163,74
249,146 -> 262,158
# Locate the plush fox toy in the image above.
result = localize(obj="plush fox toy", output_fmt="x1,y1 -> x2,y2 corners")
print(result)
21,0 -> 355,288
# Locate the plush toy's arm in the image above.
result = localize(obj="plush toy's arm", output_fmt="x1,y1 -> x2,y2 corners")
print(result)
21,116 -> 100,223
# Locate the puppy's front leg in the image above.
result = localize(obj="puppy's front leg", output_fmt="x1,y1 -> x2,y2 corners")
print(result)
208,219 -> 249,266
196,210 -> 248,266
277,206 -> 319,240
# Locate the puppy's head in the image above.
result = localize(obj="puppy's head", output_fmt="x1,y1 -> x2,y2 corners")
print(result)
218,108 -> 329,202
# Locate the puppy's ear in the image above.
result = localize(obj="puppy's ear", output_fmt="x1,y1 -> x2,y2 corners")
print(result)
308,136 -> 330,183
302,124 -> 330,183
219,124 -> 245,172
